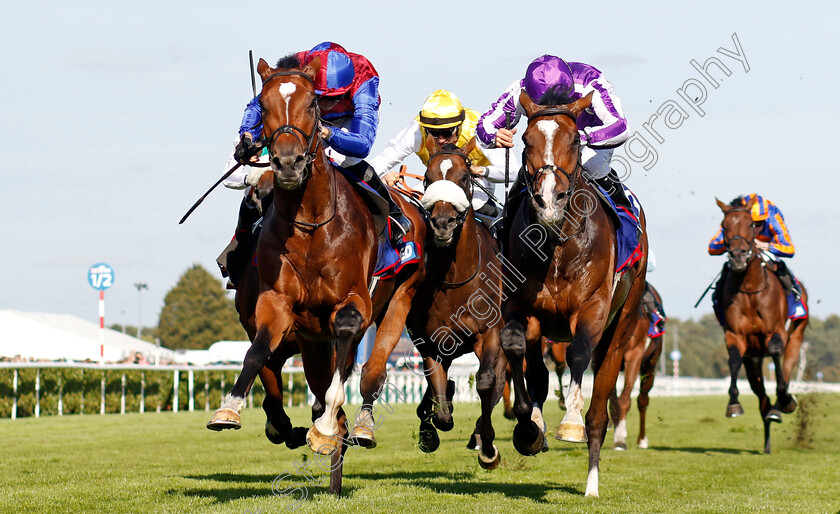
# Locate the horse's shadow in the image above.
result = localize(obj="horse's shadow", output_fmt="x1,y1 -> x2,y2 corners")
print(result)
177,470 -> 577,504
647,445 -> 761,455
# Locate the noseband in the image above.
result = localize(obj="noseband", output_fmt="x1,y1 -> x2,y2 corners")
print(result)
261,70 -> 322,178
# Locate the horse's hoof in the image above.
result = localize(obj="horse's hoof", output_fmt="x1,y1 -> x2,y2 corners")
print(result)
466,433 -> 481,451
638,437 -> 649,449
513,421 -> 546,456
726,403 -> 745,418
558,400 -> 567,411
478,444 -> 500,470
265,420 -> 286,444
206,408 -> 242,431
306,425 -> 340,455
432,403 -> 454,432
285,427 -> 308,450
419,426 -> 440,453
780,395 -> 797,414
503,410 -> 516,421
613,441 -> 627,451
765,409 -> 783,423
349,423 -> 377,449
555,421 -> 587,443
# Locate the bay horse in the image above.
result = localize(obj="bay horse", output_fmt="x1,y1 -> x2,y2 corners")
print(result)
403,136 -> 507,469
206,55 -> 426,494
714,197 -> 808,453
609,281 -> 665,450
499,90 -> 648,497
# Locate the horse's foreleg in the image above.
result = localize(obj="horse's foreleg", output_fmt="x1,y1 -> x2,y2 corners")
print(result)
636,336 -> 662,449
208,296 -> 292,431
552,344 -> 568,410
261,351 -> 307,449
743,355 -> 772,453
556,319 -> 601,444
612,339 -> 643,451
309,302 -> 367,456
500,316 -> 544,456
725,332 -> 746,418
765,331 -> 790,421
355,289 -> 413,447
417,364 -> 442,453
475,329 -> 504,469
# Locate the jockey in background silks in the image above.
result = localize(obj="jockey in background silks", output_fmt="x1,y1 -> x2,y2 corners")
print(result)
218,42 -> 409,288
370,89 -> 519,219
709,194 -> 801,321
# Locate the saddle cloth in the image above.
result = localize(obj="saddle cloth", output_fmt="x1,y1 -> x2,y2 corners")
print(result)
593,183 -> 644,274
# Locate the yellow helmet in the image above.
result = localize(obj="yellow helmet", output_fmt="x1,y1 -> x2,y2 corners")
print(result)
419,90 -> 465,129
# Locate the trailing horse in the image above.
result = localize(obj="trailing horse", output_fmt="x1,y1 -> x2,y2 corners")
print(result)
713,197 -> 808,453
403,136 -> 507,469
609,281 -> 665,450
499,90 -> 648,497
205,56 -> 426,494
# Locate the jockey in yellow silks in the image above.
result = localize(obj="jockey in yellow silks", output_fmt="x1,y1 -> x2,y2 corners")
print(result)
370,89 -> 518,217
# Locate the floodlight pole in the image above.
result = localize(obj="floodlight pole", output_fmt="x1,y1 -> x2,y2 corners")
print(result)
134,283 -> 148,339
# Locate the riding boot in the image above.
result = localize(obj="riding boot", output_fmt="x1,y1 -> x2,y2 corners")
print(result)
347,161 -> 411,244
217,195 -> 261,289
773,259 -> 798,298
592,169 -> 633,211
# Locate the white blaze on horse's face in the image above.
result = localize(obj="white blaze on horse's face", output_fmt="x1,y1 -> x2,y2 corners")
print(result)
278,82 -> 297,120
536,120 -> 560,218
439,158 -> 453,179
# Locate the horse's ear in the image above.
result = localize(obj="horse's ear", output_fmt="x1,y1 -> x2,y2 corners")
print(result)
519,90 -> 537,117
715,197 -> 730,213
461,136 -> 477,157
257,58 -> 272,82
568,92 -> 593,117
303,56 -> 322,82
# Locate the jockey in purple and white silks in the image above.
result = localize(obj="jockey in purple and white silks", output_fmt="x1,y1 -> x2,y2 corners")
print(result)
476,54 -> 633,209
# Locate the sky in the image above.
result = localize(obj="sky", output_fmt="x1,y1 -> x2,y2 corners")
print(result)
1,0 -> 837,332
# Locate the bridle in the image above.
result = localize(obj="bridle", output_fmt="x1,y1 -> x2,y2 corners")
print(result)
423,148 -> 481,288
260,70 -> 322,181
422,147 -> 473,227
259,69 -> 336,230
521,107 -> 583,239
722,207 -> 768,294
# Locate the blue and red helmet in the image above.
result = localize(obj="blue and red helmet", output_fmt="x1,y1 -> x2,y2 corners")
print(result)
523,55 -> 575,103
304,42 -> 355,97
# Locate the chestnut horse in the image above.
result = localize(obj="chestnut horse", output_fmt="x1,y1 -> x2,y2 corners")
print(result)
499,90 -> 648,497
714,197 -> 808,453
206,56 -> 426,494
404,137 -> 507,469
609,281 -> 665,450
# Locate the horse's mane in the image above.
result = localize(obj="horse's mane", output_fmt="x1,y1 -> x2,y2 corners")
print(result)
729,196 -> 746,207
275,53 -> 301,69
537,85 -> 575,107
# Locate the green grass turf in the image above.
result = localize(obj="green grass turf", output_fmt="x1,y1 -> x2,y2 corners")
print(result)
1,393 -> 838,513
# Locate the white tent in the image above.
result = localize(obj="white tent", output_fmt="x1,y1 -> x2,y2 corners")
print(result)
0,310 -> 175,363
172,340 -> 251,365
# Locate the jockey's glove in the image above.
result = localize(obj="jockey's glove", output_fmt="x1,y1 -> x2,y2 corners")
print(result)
235,134 -> 258,166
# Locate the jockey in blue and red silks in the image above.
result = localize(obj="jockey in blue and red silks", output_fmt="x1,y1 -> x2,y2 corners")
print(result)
709,194 -> 802,319
218,42 -> 409,287
476,54 -> 633,211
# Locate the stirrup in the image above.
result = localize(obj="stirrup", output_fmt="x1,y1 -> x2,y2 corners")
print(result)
389,214 -> 411,244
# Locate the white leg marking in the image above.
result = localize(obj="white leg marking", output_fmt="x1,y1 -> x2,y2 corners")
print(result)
531,406 -> 546,433
221,393 -> 246,413
561,381 -> 585,426
614,419 -> 627,446
585,467 -> 600,497
638,436 -> 649,449
314,369 -> 344,436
